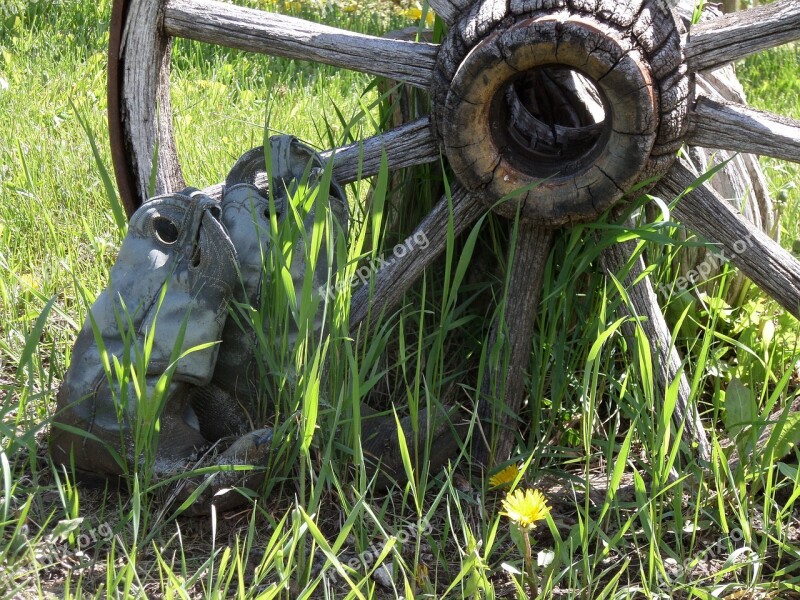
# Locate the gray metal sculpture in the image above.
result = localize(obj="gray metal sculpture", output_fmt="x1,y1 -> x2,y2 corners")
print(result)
51,134 -> 466,513
50,187 -> 241,479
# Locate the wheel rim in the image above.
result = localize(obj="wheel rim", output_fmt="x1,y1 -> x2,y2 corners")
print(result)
107,0 -> 137,217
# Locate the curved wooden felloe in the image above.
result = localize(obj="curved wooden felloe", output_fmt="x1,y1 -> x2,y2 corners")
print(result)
109,0 -> 184,217
108,0 -> 800,469
107,0 -> 135,215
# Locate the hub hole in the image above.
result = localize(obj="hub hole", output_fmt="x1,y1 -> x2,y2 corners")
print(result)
491,66 -> 608,179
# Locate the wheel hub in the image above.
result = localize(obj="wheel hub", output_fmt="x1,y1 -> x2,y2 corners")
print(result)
431,0 -> 689,226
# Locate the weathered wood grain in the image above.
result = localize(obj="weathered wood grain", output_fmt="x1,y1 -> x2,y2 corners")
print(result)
461,0 -> 509,48
163,0 -> 438,89
119,0 -> 185,203
684,0 -> 800,72
601,237 -> 711,464
664,163 -> 800,319
432,2 -> 687,225
477,224 -> 555,465
688,97 -> 800,165
349,187 -> 484,328
505,78 -> 605,159
201,118 -> 441,199
321,118 -> 440,184
427,0 -> 475,25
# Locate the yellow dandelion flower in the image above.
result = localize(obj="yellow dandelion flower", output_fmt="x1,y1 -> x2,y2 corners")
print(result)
489,464 -> 521,488
500,488 -> 549,529
19,273 -> 40,291
401,4 -> 435,26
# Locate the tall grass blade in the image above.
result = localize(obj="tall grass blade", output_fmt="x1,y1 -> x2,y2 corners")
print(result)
16,294 -> 55,384
70,98 -> 127,234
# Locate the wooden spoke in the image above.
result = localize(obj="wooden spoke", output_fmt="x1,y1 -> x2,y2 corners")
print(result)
321,118 -> 440,184
663,163 -> 800,319
426,0 -> 474,25
684,0 -> 800,72
163,0 -> 438,89
688,97 -> 800,165
201,117 -> 440,199
349,186 -> 484,328
477,224 -> 555,465
601,237 -> 711,464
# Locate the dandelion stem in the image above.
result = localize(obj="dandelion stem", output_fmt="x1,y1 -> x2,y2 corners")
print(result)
522,527 -> 538,596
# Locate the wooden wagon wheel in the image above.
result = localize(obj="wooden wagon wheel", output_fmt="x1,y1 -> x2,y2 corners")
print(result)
109,0 -> 800,468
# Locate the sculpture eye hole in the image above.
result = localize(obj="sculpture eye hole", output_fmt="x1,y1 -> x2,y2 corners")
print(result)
153,216 -> 179,245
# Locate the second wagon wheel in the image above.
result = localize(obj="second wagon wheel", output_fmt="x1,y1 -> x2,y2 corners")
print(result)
109,0 -> 800,468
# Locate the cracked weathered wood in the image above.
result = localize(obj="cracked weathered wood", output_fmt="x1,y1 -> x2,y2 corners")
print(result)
601,237 -> 712,464
201,118 -> 440,199
684,0 -> 800,72
431,0 -> 685,226
321,118 -> 440,184
476,224 -> 554,465
349,187 -> 484,328
163,0 -> 438,89
504,71 -> 605,157
442,14 -> 659,224
662,163 -> 800,319
688,97 -> 800,165
119,0 -> 185,204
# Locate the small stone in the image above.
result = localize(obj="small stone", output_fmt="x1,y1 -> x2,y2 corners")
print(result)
373,561 -> 394,589
452,473 -> 471,493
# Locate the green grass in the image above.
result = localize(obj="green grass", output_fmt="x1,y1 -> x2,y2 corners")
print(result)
2,1 -> 800,598
739,42 -> 800,245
